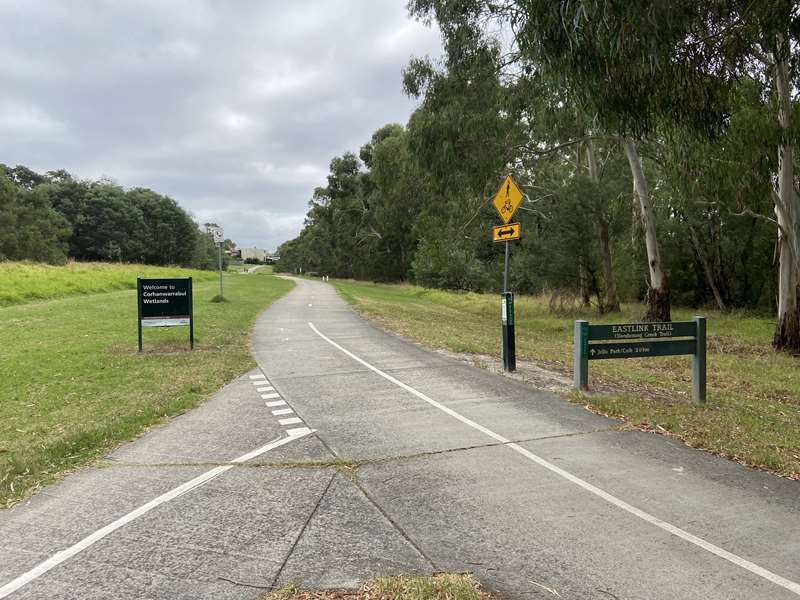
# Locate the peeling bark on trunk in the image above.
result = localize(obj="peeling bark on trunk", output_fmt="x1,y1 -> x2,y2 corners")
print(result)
586,141 -> 621,312
622,137 -> 670,321
773,47 -> 800,351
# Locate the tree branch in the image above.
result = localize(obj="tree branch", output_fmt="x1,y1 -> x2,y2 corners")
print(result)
516,135 -> 610,157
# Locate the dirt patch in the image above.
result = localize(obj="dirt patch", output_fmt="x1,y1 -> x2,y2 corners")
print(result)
265,573 -> 498,600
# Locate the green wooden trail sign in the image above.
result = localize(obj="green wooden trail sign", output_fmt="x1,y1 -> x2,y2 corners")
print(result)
573,317 -> 707,403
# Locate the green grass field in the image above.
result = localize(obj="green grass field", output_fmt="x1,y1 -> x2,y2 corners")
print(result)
0,264 -> 293,506
333,280 -> 800,478
0,261 -> 219,306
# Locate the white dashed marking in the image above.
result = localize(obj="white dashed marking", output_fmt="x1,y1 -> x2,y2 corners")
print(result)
256,386 -> 274,393
286,427 -> 312,436
265,400 -> 287,407
261,393 -> 281,400
279,417 -> 303,426
249,374 -> 266,380
272,408 -> 294,416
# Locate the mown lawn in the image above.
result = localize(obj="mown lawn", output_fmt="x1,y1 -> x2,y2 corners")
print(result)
333,280 -> 800,478
0,261 -> 218,306
0,267 -> 293,506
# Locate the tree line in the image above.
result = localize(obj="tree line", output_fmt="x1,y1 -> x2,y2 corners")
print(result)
0,164 -> 225,269
276,1 -> 800,351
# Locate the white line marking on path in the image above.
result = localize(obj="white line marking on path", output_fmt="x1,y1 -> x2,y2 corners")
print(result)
279,417 -> 303,426
272,408 -> 294,416
265,400 -> 287,407
0,429 -> 315,599
308,321 -> 800,597
256,386 -> 274,393
286,427 -> 312,436
261,393 -> 280,400
248,374 -> 266,380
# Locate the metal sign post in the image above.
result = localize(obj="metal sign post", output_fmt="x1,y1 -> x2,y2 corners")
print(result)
501,290 -> 516,372
492,175 -> 524,373
211,227 -> 224,299
573,317 -> 707,403
217,242 -> 223,298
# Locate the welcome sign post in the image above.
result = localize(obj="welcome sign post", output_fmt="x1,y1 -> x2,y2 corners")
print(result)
137,278 -> 194,351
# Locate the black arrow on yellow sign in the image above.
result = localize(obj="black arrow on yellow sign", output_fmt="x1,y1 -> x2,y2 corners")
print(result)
492,222 -> 521,243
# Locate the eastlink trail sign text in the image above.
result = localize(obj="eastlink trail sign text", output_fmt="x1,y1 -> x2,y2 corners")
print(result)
574,317 -> 706,403
137,278 -> 194,351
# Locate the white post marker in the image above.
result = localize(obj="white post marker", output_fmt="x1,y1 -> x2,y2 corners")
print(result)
210,226 -> 224,298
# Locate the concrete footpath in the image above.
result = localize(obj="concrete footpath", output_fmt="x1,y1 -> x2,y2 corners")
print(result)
1,277 -> 799,599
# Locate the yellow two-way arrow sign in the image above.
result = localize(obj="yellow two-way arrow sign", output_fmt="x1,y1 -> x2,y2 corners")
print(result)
493,222 -> 521,242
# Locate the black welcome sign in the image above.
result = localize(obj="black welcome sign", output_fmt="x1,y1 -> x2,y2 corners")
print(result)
136,278 -> 194,351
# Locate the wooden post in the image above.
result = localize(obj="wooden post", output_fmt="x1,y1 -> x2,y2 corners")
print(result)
693,316 -> 706,403
574,320 -> 588,390
189,277 -> 194,350
137,277 -> 143,353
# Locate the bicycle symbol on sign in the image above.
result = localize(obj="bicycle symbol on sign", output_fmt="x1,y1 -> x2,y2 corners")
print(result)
502,182 -> 513,215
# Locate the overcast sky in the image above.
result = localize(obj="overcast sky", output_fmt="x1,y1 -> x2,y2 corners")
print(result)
0,1 -> 442,250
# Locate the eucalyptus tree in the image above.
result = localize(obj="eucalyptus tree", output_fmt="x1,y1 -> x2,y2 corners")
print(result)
407,0 -> 669,317
0,176 -> 71,264
513,0 -> 800,346
403,32 -> 522,290
360,124 -> 426,280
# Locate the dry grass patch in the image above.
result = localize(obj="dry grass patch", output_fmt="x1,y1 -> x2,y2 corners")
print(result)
266,574 -> 497,600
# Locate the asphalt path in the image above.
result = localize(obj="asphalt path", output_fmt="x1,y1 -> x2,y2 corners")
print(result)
1,276 -> 799,599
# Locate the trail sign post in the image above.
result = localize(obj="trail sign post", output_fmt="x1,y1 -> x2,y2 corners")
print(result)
501,292 -> 516,371
491,175 -> 524,372
137,278 -> 194,352
573,317 -> 707,403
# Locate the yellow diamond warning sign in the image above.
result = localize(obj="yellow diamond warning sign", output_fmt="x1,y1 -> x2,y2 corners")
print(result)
493,222 -> 521,242
492,175 -> 524,224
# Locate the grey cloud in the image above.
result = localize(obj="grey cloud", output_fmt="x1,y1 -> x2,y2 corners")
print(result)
0,1 -> 441,250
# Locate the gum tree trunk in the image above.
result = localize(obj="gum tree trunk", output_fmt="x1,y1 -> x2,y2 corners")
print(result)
772,46 -> 800,351
586,140 -> 621,312
622,137 -> 670,321
689,223 -> 727,311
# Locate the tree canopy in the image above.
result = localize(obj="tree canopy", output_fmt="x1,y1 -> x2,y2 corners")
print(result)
0,164 -> 225,270
278,0 -> 800,350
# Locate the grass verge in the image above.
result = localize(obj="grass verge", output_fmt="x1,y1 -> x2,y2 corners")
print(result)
0,261 -> 218,306
266,573 -> 496,600
0,268 -> 293,506
332,280 -> 800,478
